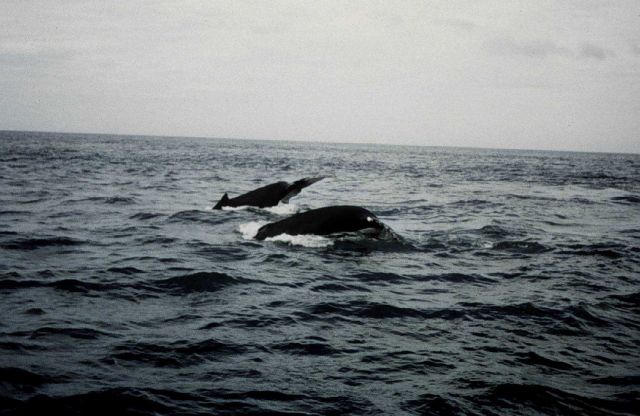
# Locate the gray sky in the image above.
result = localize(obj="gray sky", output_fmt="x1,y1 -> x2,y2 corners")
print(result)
1,1 -> 639,153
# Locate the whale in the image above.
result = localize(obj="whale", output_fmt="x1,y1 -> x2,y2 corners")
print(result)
213,177 -> 325,209
254,205 -> 387,240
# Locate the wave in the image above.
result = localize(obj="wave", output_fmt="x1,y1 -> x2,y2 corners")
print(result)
307,300 -> 442,320
515,351 -> 575,371
45,279 -> 109,294
129,212 -> 164,220
135,236 -> 178,245
447,199 -> 497,208
416,272 -> 496,284
351,271 -> 408,283
1,270 -> 262,297
310,283 -> 372,292
476,224 -> 516,238
104,196 -> 137,205
1,388 -> 176,415
589,375 -> 640,386
0,341 -> 48,353
607,291 -> 640,311
153,271 -> 259,294
0,367 -> 59,389
465,302 -> 615,335
299,299 -> 619,335
167,210 -> 227,225
556,243 -> 627,259
0,236 -> 84,250
403,393 -> 459,415
1,386 -> 374,415
104,338 -> 246,367
0,210 -> 29,216
473,383 -> 638,415
270,341 -> 342,356
16,197 -> 50,204
8,326 -> 114,340
216,315 -> 298,328
611,195 -> 640,204
64,196 -> 137,205
106,266 -> 145,275
24,308 -> 46,315
491,240 -> 551,254
0,278 -> 113,294
0,276 -> 163,302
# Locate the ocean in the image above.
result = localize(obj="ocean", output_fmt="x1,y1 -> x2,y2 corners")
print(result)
0,130 -> 638,415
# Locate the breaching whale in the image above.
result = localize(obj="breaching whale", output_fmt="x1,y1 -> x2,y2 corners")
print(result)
254,205 -> 386,240
213,177 -> 325,209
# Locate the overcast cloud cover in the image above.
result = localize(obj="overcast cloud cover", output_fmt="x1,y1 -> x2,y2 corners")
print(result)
1,0 -> 639,153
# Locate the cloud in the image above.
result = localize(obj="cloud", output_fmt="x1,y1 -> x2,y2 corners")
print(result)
579,43 -> 614,60
0,45 -> 76,73
484,37 -> 571,58
439,18 -> 479,31
485,37 -> 616,61
1,1 -> 638,153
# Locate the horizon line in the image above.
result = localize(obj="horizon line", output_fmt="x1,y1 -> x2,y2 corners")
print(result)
1,128 -> 638,156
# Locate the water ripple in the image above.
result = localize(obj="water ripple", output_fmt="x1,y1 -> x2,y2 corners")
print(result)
1,132 -> 638,415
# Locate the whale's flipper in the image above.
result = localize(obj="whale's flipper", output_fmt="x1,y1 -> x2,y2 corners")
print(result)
213,193 -> 230,210
282,176 -> 326,203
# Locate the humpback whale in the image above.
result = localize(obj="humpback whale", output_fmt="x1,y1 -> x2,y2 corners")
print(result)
213,177 -> 325,209
254,205 -> 386,240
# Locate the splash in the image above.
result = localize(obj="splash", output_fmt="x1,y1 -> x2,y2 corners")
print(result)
263,203 -> 299,215
221,205 -> 250,211
222,203 -> 299,215
238,221 -> 332,247
265,233 -> 333,248
238,221 -> 268,240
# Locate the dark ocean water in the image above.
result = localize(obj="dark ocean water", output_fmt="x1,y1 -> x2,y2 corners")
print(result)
0,130 -> 639,415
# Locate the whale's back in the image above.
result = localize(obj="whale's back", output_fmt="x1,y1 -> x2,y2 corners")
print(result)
255,206 -> 378,240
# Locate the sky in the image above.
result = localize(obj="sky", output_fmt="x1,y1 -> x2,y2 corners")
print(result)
1,1 -> 639,153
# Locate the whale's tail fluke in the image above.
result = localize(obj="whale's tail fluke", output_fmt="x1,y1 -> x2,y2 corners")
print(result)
282,177 -> 326,203
213,193 -> 230,210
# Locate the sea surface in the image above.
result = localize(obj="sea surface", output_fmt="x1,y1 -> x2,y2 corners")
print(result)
0,130 -> 639,415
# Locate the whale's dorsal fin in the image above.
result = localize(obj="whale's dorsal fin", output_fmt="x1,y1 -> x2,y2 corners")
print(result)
213,193 -> 230,209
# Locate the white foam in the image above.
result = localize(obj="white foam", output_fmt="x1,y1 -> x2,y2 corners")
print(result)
238,221 -> 268,239
222,205 -> 250,211
222,203 -> 298,215
265,233 -> 333,248
263,203 -> 299,215
238,221 -> 333,247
